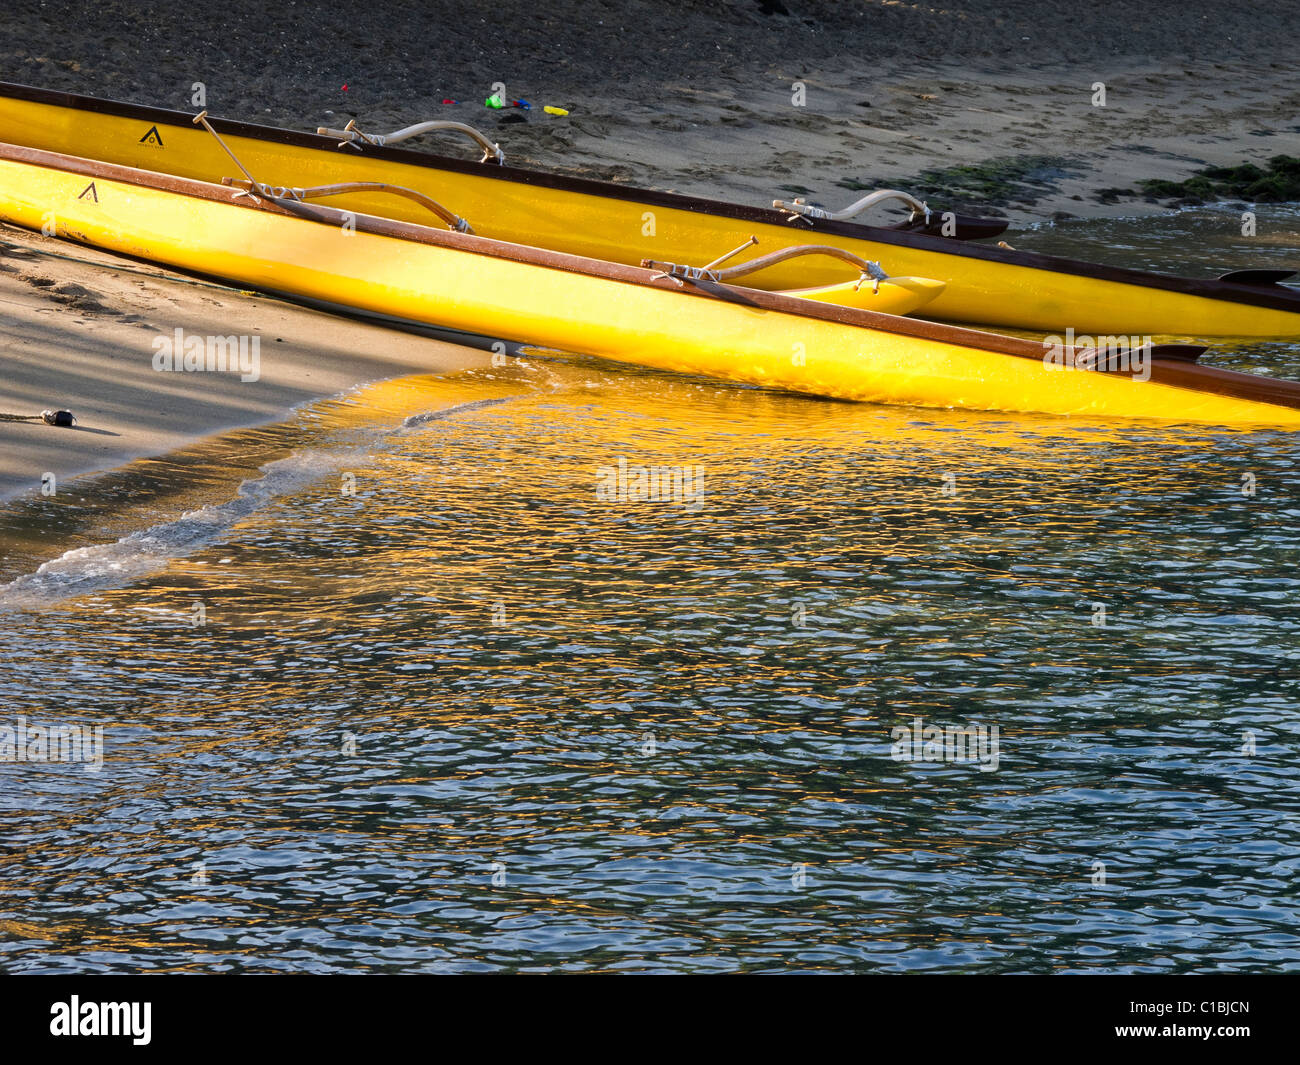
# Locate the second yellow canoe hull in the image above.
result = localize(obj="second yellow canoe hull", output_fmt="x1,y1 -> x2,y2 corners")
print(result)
2,89 -> 1300,336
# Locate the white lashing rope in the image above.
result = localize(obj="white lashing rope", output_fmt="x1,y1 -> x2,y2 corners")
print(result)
643,240 -> 890,293
771,188 -> 931,226
317,120 -> 506,165
221,178 -> 473,233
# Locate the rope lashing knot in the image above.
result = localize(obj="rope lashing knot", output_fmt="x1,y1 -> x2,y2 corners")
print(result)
644,263 -> 722,285
776,197 -> 831,223
641,235 -> 758,286
855,260 -> 889,294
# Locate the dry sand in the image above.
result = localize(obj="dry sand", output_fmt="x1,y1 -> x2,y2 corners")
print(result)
3,0 -> 1300,496
0,225 -> 486,499
7,0 -> 1300,223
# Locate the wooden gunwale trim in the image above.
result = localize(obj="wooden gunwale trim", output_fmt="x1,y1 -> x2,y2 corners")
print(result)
4,139 -> 1300,414
3,80 -> 1300,316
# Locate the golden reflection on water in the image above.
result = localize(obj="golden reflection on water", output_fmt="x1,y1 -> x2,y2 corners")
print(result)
2,328 -> 1298,972
2,350 -> 1287,621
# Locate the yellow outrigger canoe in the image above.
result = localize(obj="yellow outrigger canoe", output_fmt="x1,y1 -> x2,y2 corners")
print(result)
2,81 -> 1299,336
3,140 -> 1299,424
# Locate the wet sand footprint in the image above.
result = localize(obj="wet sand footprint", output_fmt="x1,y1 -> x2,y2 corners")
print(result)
50,282 -> 121,315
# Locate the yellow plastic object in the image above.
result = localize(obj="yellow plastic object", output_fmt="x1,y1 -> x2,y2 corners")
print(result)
543,106 -> 569,116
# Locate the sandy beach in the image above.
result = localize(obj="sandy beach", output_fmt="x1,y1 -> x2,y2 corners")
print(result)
3,0 -> 1300,492
0,224 -> 487,499
7,0 -> 1300,223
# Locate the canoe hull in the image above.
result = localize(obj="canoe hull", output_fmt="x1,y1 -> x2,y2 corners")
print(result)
3,149 -> 1298,426
3,84 -> 1300,337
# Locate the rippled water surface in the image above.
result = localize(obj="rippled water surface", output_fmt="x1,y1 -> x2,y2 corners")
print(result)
1,210 -> 1299,973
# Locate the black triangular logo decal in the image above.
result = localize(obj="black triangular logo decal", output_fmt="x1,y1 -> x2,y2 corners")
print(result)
77,182 -> 98,202
139,125 -> 164,146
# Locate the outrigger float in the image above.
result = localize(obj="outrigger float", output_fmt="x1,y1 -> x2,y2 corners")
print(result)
2,128 -> 1300,424
2,81 -> 1300,336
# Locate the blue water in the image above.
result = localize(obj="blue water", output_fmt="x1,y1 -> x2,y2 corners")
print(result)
1,207 -> 1299,973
